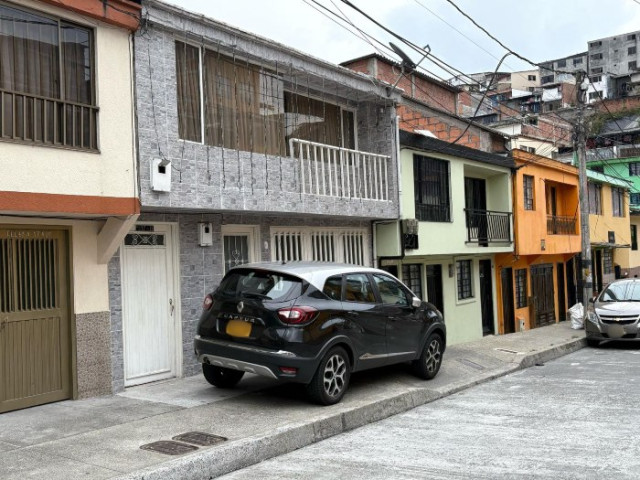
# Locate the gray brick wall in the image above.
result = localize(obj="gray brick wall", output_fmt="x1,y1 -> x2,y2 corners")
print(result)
109,212 -> 374,382
134,4 -> 399,219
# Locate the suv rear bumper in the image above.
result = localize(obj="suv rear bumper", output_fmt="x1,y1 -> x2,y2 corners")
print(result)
194,336 -> 320,384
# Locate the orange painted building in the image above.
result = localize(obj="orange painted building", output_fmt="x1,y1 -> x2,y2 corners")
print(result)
495,150 -> 581,333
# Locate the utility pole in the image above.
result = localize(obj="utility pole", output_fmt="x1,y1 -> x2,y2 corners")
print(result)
575,70 -> 592,315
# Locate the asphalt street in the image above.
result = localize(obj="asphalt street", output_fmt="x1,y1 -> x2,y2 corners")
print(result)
219,344 -> 640,479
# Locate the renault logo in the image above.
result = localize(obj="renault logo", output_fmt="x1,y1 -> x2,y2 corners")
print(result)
237,301 -> 244,313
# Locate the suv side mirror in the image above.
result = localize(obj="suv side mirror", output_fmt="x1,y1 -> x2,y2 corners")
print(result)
412,297 -> 422,308
589,296 -> 596,304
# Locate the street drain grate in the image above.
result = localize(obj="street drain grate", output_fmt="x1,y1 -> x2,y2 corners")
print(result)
457,358 -> 485,370
173,432 -> 228,447
140,440 -> 199,456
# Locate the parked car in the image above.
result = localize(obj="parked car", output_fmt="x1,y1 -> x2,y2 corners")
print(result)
585,278 -> 640,347
194,262 -> 446,405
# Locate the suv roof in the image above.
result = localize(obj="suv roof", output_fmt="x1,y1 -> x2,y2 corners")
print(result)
231,262 -> 387,290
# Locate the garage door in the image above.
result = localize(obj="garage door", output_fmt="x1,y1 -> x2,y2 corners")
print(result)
0,227 -> 72,413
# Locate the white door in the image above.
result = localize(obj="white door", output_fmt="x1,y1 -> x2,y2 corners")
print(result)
121,224 -> 178,386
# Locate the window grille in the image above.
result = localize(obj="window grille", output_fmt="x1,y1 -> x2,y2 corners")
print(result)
456,260 -> 472,300
271,228 -> 368,265
402,264 -> 422,298
413,154 -> 450,222
515,269 -> 527,308
523,175 -> 534,210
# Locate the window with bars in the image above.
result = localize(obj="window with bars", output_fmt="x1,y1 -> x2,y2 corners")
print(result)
629,163 -> 640,176
175,42 -> 355,155
588,182 -> 602,215
270,228 -> 368,265
456,260 -> 472,300
612,187 -> 625,217
401,263 -> 422,298
515,269 -> 527,308
0,3 -> 97,150
413,154 -> 450,222
523,175 -> 534,210
631,192 -> 640,205
603,249 -> 613,274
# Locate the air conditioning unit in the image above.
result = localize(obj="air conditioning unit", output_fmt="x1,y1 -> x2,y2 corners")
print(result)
402,218 -> 419,235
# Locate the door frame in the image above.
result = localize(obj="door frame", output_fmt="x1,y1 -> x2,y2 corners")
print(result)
221,225 -> 261,270
120,222 -> 182,385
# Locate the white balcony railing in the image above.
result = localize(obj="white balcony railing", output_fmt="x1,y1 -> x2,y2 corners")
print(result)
289,139 -> 390,201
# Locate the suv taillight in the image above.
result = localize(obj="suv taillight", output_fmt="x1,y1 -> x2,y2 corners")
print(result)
277,306 -> 317,325
203,294 -> 213,310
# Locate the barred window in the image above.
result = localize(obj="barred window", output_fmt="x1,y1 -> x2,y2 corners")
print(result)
413,155 -> 450,222
629,163 -> 640,176
523,175 -> 534,210
630,193 -> 640,205
612,187 -> 625,217
603,249 -> 613,275
515,269 -> 527,308
402,264 -> 423,298
456,260 -> 473,300
588,182 -> 602,215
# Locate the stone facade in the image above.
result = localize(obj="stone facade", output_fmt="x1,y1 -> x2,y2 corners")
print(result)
107,0 -> 399,392
75,311 -> 113,398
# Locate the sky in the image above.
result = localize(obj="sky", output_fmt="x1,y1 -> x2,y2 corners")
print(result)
163,0 -> 640,82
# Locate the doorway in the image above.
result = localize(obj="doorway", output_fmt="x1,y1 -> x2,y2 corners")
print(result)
425,264 -> 444,318
557,262 -> 566,321
479,259 -> 494,335
530,264 -> 555,327
121,224 -> 179,387
0,227 -> 72,413
501,267 -> 515,334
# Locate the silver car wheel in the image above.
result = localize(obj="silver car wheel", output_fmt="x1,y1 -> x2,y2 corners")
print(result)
425,338 -> 442,373
323,353 -> 347,397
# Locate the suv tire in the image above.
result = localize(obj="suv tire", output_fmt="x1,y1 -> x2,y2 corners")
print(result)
306,346 -> 350,405
412,332 -> 443,380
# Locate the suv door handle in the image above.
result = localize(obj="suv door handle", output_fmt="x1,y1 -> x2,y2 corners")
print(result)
347,311 -> 360,317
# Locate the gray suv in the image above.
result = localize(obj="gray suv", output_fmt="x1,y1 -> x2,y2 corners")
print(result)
585,279 -> 640,347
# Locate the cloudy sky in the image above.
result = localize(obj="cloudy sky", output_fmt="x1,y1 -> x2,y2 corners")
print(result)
164,0 -> 640,81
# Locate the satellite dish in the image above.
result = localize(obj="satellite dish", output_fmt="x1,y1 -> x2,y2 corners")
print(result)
389,42 -> 416,72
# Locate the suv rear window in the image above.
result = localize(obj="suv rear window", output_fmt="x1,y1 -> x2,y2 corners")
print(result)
218,268 -> 303,301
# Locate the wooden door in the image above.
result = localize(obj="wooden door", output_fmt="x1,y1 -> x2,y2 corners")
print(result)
121,225 -> 177,387
1,227 -> 72,413
530,264 -> 555,327
479,259 -> 495,335
425,264 -> 444,318
501,267 -> 516,334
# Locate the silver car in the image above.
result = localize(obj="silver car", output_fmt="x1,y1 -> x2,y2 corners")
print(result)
585,279 -> 640,347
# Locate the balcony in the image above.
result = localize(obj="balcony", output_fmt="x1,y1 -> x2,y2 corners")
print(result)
289,139 -> 390,201
0,89 -> 98,151
547,215 -> 578,235
465,209 -> 512,244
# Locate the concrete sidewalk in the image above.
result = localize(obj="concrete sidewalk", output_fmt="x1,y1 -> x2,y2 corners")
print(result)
0,323 -> 585,480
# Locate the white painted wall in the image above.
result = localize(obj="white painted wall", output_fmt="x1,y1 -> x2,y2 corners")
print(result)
0,0 -> 137,200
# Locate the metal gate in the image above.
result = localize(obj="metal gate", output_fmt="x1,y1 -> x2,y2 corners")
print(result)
530,264 -> 556,328
0,227 -> 72,413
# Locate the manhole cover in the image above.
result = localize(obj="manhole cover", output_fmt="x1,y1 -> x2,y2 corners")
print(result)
140,440 -> 199,455
173,431 -> 228,447
457,358 -> 484,370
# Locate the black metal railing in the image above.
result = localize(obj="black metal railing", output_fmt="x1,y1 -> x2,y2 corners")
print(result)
0,89 -> 98,151
547,215 -> 577,235
465,209 -> 512,244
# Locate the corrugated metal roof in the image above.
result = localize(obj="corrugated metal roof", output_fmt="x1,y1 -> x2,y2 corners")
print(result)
587,170 -> 633,188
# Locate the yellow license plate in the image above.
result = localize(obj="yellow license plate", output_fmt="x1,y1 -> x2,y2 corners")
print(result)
226,319 -> 252,337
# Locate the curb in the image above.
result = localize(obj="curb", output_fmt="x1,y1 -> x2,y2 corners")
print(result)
113,338 -> 585,480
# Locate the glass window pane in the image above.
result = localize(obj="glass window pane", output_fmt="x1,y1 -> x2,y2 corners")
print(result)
373,274 -> 409,306
344,273 -> 376,303
176,41 -> 202,142
224,235 -> 250,273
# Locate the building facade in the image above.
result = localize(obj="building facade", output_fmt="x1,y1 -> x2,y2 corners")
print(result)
495,150 -> 581,333
377,131 -> 514,345
106,0 -> 401,392
0,0 -> 141,413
